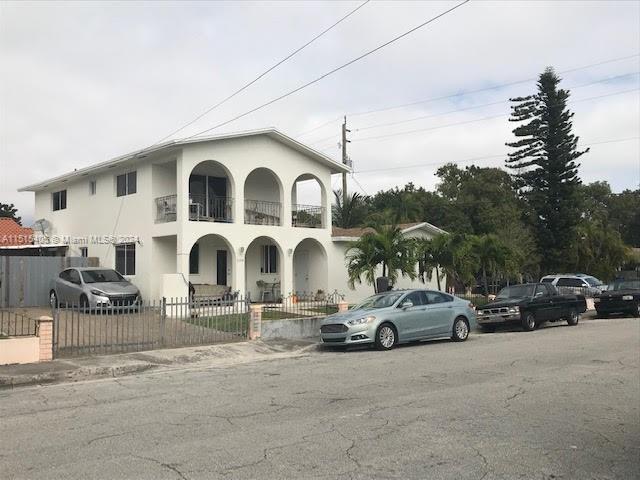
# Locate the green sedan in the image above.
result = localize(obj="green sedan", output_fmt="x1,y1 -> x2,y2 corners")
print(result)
320,289 -> 477,350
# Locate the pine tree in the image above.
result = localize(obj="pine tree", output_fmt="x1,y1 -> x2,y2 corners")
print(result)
505,67 -> 588,272
0,202 -> 21,225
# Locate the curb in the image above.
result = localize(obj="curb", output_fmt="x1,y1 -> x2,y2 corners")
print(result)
0,362 -> 156,390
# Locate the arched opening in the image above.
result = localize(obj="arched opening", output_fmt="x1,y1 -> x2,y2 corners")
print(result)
188,233 -> 235,296
245,236 -> 283,302
291,173 -> 326,228
189,160 -> 234,222
244,168 -> 283,226
293,238 -> 328,297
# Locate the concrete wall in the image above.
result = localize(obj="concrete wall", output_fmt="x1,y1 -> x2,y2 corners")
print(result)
260,317 -> 324,340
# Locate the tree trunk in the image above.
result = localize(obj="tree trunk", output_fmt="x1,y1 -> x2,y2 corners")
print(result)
436,265 -> 441,291
482,266 -> 488,298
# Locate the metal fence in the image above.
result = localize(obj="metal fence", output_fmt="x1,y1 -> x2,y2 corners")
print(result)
155,194 -> 177,223
292,204 -> 324,228
244,199 -> 282,226
0,310 -> 38,337
260,291 -> 344,320
52,296 -> 250,358
0,256 -> 98,308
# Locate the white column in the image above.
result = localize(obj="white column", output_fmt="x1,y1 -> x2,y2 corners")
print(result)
281,246 -> 294,298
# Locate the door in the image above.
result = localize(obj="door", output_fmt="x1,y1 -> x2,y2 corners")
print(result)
216,250 -> 227,286
423,291 -> 456,336
531,284 -> 554,320
60,269 -> 82,305
294,250 -> 310,294
208,176 -> 228,219
393,291 -> 428,340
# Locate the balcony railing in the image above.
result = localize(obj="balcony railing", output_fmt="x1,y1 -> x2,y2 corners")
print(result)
189,194 -> 233,222
155,194 -> 177,223
245,199 -> 281,226
292,204 -> 324,228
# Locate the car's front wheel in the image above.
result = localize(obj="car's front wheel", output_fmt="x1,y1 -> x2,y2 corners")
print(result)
521,311 -> 537,331
375,323 -> 397,351
451,316 -> 470,342
566,308 -> 579,326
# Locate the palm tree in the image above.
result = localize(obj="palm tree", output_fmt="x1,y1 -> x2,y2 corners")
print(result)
332,190 -> 369,228
417,234 -> 479,292
470,234 -> 512,297
346,223 -> 417,292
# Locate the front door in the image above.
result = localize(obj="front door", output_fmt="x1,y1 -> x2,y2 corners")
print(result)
294,250 -> 309,294
216,250 -> 227,286
422,291 -> 455,336
394,291 -> 428,340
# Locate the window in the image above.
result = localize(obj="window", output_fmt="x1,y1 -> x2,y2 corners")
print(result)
59,269 -> 71,281
80,247 -> 88,258
401,291 -> 426,307
52,190 -> 67,211
557,278 -> 583,287
261,245 -> 278,274
424,291 -> 452,304
115,243 -> 136,275
534,285 -> 548,297
116,171 -> 137,197
89,180 -> 96,195
541,278 -> 553,283
189,243 -> 199,274
68,269 -> 81,285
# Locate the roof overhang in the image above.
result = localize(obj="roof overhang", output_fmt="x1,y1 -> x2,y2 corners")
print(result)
18,128 -> 351,192
331,222 -> 448,242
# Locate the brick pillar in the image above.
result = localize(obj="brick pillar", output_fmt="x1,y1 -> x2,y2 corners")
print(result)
248,304 -> 263,340
338,300 -> 349,313
37,316 -> 53,362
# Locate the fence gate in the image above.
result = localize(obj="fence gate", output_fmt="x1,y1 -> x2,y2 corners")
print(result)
52,296 -> 250,358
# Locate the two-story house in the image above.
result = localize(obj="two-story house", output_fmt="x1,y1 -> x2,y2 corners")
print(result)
19,129 -> 441,303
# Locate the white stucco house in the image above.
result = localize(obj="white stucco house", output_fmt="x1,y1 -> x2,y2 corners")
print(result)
18,129 -> 442,304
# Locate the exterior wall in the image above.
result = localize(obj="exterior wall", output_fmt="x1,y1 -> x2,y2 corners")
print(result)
32,136 -> 334,301
0,336 -> 40,365
327,228 -> 442,305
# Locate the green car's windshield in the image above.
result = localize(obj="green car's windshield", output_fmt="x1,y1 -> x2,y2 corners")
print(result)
611,280 -> 640,291
354,292 -> 404,310
81,269 -> 125,284
496,285 -> 535,299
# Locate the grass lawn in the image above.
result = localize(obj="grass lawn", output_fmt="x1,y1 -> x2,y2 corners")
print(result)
186,308 -> 321,334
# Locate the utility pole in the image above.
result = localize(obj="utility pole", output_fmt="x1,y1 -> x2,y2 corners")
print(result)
341,115 -> 350,205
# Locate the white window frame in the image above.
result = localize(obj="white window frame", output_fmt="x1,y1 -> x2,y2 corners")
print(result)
89,180 -> 97,196
116,171 -> 137,197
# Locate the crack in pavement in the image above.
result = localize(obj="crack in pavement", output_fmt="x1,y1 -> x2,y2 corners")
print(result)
132,454 -> 189,480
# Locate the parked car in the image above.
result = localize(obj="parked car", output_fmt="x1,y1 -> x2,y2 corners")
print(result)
477,283 -> 587,332
319,289 -> 477,350
594,279 -> 640,317
50,267 -> 141,310
540,273 -> 604,296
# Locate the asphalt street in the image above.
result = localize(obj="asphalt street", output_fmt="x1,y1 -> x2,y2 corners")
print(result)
1,317 -> 639,480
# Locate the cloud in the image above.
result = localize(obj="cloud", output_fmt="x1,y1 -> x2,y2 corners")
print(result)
1,0 -> 638,225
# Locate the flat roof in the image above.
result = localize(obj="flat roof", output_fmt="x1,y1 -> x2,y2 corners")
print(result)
18,128 -> 351,192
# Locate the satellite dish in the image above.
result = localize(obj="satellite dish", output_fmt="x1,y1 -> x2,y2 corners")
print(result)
33,218 -> 51,235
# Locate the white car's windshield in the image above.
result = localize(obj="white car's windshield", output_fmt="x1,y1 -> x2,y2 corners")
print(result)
354,292 -> 404,310
612,280 -> 640,291
496,285 -> 535,299
81,270 -> 125,283
584,276 -> 603,287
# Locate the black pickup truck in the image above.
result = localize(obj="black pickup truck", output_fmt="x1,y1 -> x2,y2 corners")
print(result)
476,283 -> 587,332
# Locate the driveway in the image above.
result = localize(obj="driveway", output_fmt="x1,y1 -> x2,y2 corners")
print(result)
1,317 -> 638,479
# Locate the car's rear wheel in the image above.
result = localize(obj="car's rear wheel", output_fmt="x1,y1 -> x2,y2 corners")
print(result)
451,316 -> 470,342
479,324 -> 496,333
49,290 -> 58,308
375,323 -> 397,351
521,311 -> 537,331
567,308 -> 579,326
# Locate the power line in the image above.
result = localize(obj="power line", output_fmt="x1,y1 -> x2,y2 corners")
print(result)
297,52 -> 640,137
152,0 -> 371,145
297,116 -> 343,137
350,136 -> 640,175
182,0 -> 471,141
352,87 -> 640,142
351,71 -> 639,133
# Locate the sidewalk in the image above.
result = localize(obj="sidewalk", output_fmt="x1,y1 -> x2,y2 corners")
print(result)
0,339 -> 318,389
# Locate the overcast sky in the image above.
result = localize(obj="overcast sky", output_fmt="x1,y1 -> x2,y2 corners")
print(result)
1,0 -> 639,226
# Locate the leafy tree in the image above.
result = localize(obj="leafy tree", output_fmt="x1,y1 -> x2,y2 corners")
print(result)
346,223 -> 417,292
505,67 -> 588,272
0,203 -> 21,225
416,234 -> 479,292
469,234 -> 514,296
332,190 -> 369,228
569,222 -> 631,281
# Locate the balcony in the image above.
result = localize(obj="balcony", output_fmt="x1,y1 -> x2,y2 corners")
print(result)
155,195 -> 177,223
245,199 -> 281,226
189,194 -> 233,222
292,204 -> 324,228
